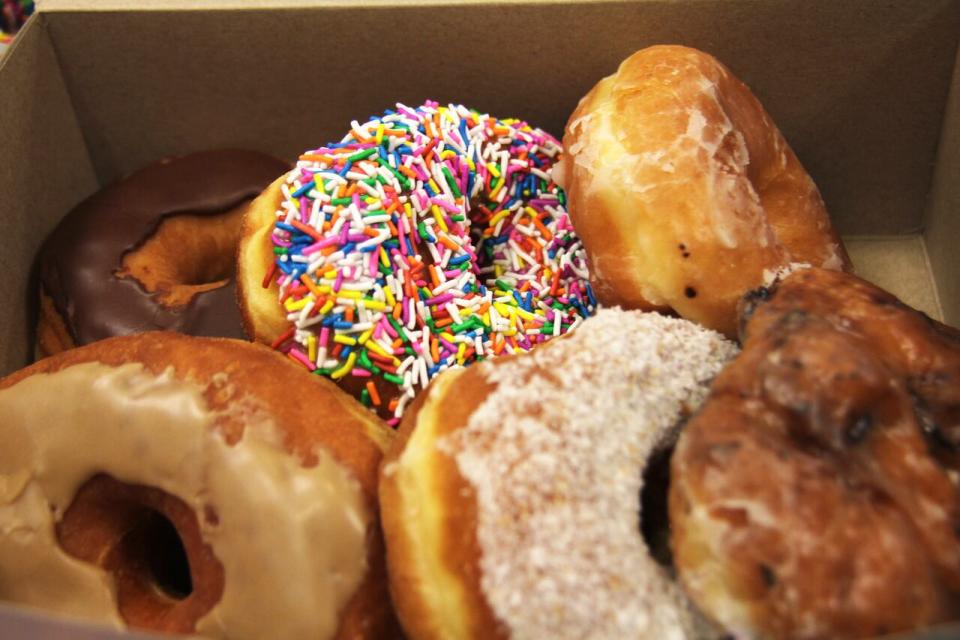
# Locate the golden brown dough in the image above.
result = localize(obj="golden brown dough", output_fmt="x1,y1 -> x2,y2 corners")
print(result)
236,177 -> 289,345
559,45 -> 851,337
0,333 -> 400,639
670,267 -> 960,639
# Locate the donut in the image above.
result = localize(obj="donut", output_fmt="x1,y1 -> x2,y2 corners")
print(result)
557,45 -> 851,338
37,149 -> 290,357
379,308 -> 738,639
238,101 -> 596,426
0,332 -> 400,639
670,267 -> 960,638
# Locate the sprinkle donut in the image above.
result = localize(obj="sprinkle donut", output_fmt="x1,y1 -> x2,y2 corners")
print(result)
239,102 -> 595,425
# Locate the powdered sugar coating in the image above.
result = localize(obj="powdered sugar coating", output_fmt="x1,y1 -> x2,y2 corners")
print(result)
439,308 -> 737,639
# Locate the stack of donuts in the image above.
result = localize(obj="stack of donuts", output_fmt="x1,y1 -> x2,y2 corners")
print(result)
2,43 -> 958,640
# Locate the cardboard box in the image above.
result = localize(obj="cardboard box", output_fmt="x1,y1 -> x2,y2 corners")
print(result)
0,0 -> 958,637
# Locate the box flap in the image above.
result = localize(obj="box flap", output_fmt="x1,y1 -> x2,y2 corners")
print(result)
0,14 -> 98,374
40,0 -> 960,238
925,33 -> 960,326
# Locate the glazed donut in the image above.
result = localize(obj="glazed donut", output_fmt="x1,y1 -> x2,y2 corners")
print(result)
238,101 -> 595,426
37,149 -> 290,357
670,267 -> 960,639
379,308 -> 738,639
0,333 -> 400,639
558,45 -> 851,338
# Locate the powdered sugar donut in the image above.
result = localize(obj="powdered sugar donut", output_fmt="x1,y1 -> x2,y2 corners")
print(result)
238,102 -> 596,426
379,308 -> 737,639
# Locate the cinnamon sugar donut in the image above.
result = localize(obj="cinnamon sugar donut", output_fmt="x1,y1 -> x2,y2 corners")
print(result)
379,308 -> 737,639
670,268 -> 960,638
0,333 -> 399,639
37,150 -> 289,357
558,45 -> 851,337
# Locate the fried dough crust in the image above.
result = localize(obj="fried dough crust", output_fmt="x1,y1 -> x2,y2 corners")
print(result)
671,268 -> 960,638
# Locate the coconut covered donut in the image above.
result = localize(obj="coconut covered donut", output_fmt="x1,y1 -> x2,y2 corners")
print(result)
558,45 -> 851,338
238,102 -> 595,426
37,150 -> 289,357
379,308 -> 737,639
670,268 -> 960,638
0,333 -> 400,639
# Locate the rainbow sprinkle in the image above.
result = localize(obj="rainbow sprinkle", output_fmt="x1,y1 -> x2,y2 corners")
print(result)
0,0 -> 33,41
268,101 -> 595,426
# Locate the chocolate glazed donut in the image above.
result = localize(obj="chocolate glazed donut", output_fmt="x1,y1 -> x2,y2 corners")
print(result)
37,150 -> 289,355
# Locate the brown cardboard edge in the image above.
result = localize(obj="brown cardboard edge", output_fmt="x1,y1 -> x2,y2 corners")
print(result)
0,13 -> 98,375
0,602 -> 168,640
924,32 -> 960,327
38,0 -> 576,10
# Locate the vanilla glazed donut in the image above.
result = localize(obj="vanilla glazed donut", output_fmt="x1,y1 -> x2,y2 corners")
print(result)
238,101 -> 595,426
671,268 -> 960,638
558,45 -> 851,338
0,333 -> 400,639
379,308 -> 738,639
37,150 -> 290,357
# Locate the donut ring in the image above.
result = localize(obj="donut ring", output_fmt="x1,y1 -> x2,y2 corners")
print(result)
379,308 -> 737,639
558,45 -> 851,338
238,101 -> 595,425
670,268 -> 960,638
37,150 -> 289,357
0,333 -> 400,639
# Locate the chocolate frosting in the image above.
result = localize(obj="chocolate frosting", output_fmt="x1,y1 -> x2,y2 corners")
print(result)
39,150 -> 290,345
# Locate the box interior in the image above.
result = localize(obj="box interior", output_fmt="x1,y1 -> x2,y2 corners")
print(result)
1,1 -> 958,377
0,14 -> 98,376
0,2 -> 959,636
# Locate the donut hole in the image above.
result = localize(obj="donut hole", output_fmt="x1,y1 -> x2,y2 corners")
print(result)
57,474 -> 225,632
172,250 -> 235,288
640,447 -> 674,568
466,205 -> 519,277
116,202 -> 249,308
120,509 -> 193,600
466,210 -> 492,271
